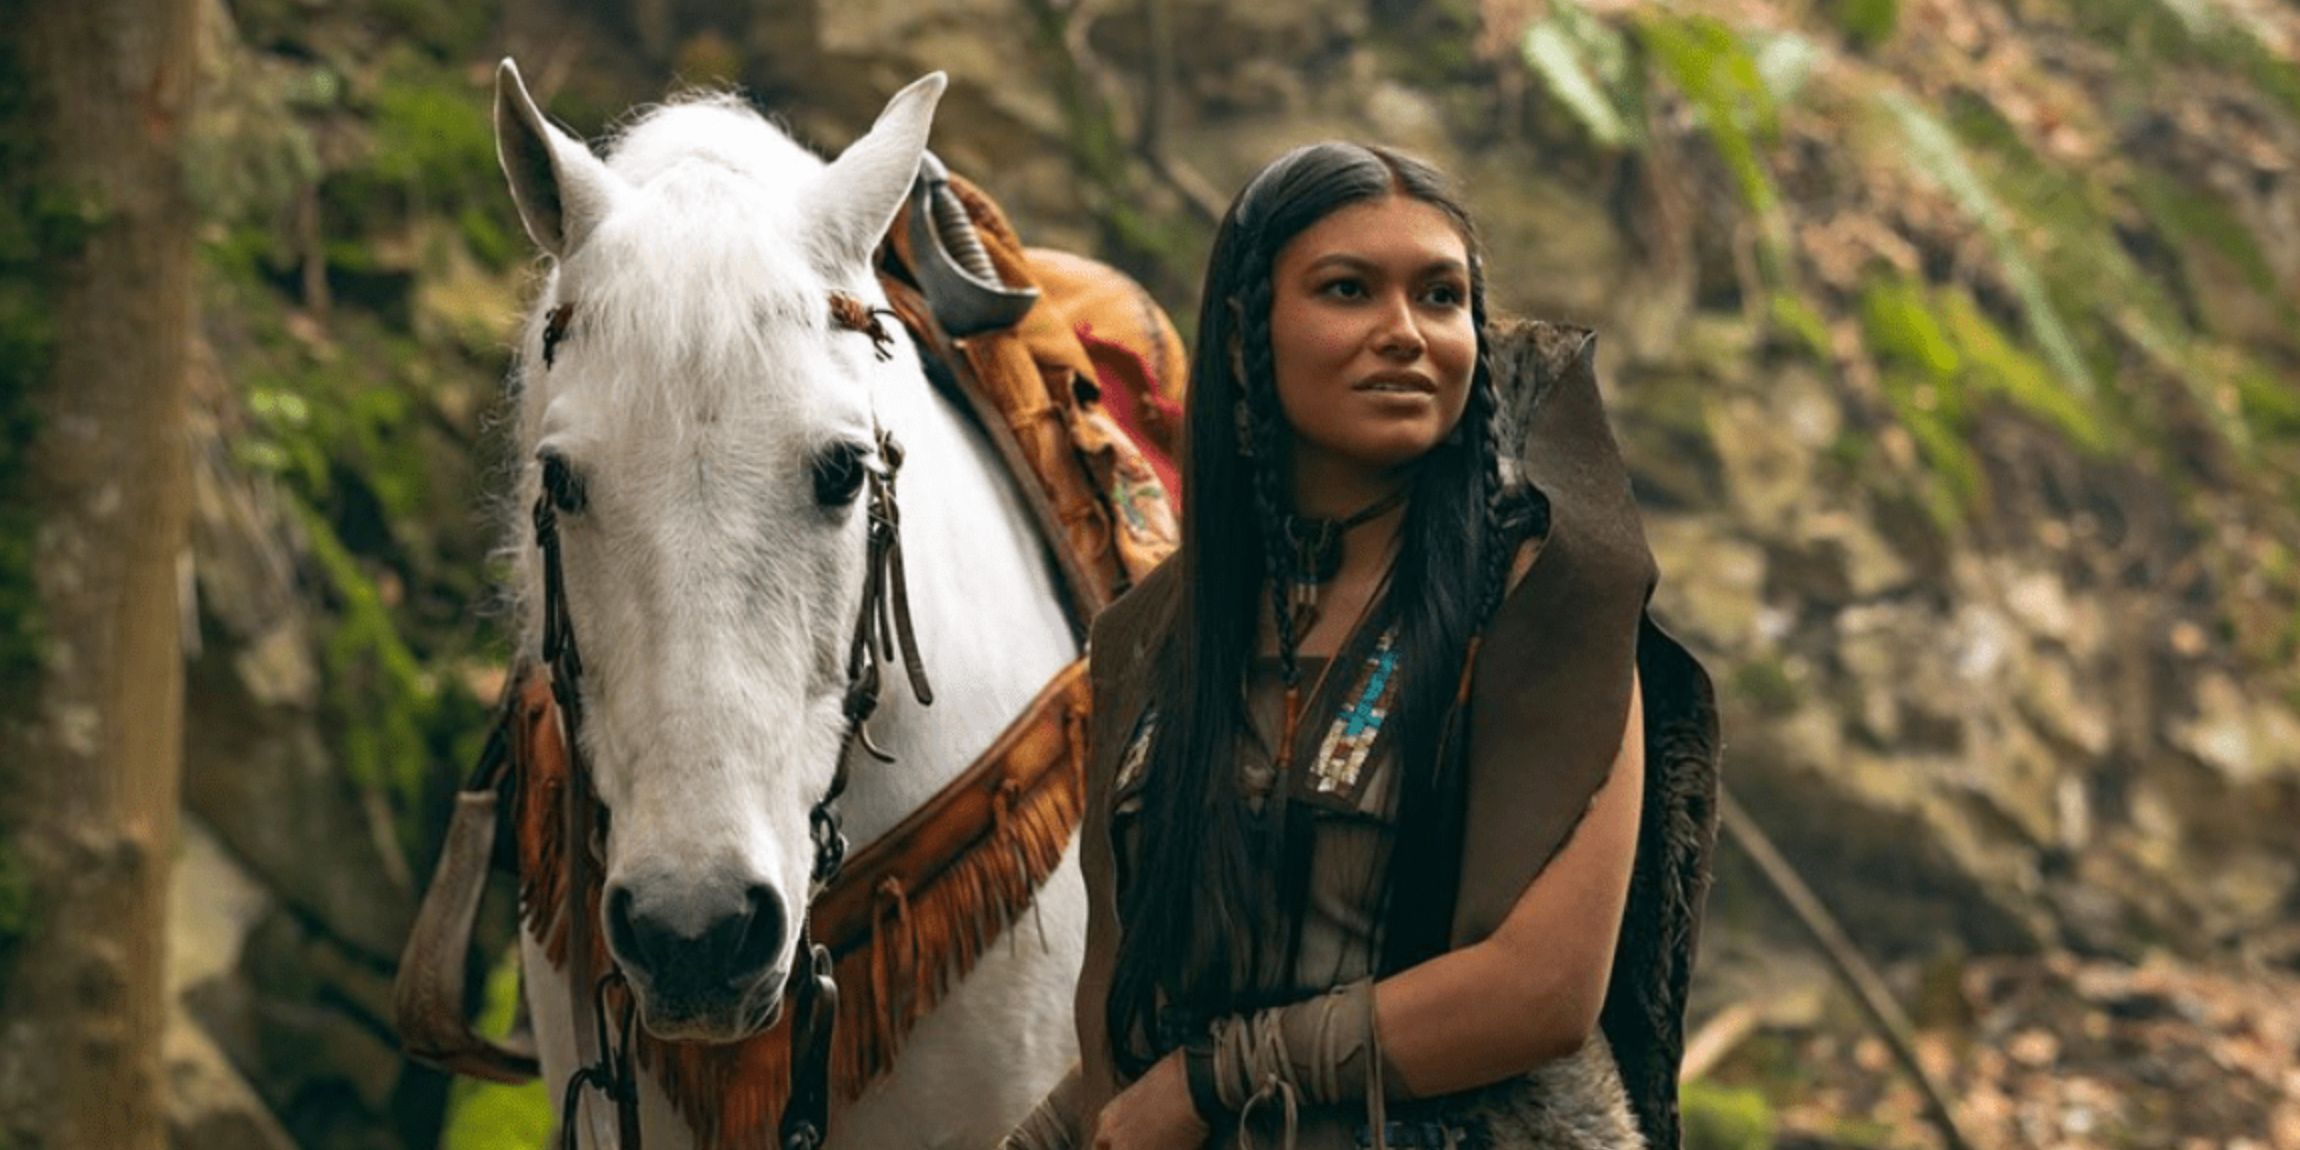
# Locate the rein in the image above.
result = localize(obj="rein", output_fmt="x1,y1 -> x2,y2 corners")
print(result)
538,293 -> 934,1150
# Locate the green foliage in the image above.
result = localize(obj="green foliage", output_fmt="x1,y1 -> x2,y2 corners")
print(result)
2232,359 -> 2300,438
1766,292 -> 1831,360
440,949 -> 551,1150
2056,0 -> 2300,125
187,0 -> 527,903
1936,290 -> 2111,453
228,299 -> 448,528
329,58 -> 520,271
1370,0 -> 1487,89
1863,277 -> 1959,381
374,71 -> 514,261
1639,13 -> 1780,207
1822,0 -> 1899,51
1878,92 -> 2096,403
1825,1115 -> 1901,1147
2128,169 -> 2283,300
0,38 -> 72,693
1731,656 -> 1800,712
1917,88 -> 2280,462
1637,13 -> 1794,282
300,502 -> 437,807
187,56 -> 327,249
1857,257 -> 2130,525
1682,1079 -> 1777,1150
1521,0 -> 1645,149
215,273 -> 500,853
372,0 -> 495,61
1862,278 -> 1984,524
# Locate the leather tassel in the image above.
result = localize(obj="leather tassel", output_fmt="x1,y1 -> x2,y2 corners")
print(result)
1279,684 -> 1302,773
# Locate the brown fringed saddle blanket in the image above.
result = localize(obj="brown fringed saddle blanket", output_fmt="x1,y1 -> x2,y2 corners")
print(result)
395,172 -> 1188,1149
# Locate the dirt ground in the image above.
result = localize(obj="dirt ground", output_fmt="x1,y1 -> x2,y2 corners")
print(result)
1698,947 -> 2300,1150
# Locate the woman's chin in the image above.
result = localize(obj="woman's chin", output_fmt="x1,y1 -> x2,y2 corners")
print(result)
1328,428 -> 1452,473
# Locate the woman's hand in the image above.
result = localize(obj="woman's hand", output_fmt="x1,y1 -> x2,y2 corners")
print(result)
1090,1051 -> 1209,1150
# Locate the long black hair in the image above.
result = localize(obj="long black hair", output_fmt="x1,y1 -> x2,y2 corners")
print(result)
1106,142 -> 1538,1076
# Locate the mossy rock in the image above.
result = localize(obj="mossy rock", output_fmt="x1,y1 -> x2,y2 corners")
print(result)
1682,1079 -> 1777,1150
1821,0 -> 1898,51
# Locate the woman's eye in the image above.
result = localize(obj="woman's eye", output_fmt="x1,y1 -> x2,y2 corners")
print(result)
1318,278 -> 1367,300
1422,283 -> 1466,307
539,451 -> 587,514
813,443 -> 869,507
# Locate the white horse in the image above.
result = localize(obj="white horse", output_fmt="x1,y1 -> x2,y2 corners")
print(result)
492,61 -> 1085,1148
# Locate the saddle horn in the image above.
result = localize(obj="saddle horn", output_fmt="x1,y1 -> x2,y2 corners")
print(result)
907,151 -> 1039,337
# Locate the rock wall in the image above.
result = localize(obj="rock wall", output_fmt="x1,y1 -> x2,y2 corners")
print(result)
641,0 -> 2300,961
166,0 -> 2300,1145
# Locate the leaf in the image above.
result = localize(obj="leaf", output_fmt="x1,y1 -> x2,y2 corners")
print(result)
1640,13 -> 1795,279
1938,289 -> 2112,454
1524,22 -> 1638,148
1878,91 -> 2097,402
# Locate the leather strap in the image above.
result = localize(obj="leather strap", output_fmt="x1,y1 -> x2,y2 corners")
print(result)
394,787 -> 540,1082
394,694 -> 540,1083
879,271 -> 1103,634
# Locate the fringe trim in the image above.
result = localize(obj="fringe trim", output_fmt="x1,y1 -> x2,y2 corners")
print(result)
512,670 -> 1089,1149
512,675 -> 579,965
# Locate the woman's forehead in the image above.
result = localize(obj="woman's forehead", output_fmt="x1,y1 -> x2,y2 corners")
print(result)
1277,196 -> 1469,273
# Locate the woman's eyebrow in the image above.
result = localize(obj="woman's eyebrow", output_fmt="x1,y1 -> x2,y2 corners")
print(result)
1303,252 -> 1468,277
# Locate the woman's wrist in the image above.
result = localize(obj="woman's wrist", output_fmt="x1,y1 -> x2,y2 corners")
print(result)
1182,1038 -> 1232,1129
1207,978 -> 1394,1108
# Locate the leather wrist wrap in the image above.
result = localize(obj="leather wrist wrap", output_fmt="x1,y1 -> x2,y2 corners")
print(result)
1205,977 -> 1418,1142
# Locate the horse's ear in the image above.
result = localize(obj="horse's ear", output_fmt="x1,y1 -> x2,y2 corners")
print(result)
808,72 -> 947,275
494,58 -> 623,260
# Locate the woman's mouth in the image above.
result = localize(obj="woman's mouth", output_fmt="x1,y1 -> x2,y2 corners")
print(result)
1354,372 -> 1437,395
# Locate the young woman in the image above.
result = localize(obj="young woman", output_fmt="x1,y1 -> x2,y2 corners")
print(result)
1003,142 -> 1721,1150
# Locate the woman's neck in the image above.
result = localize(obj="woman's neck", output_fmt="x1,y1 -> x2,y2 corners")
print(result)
1290,448 -> 1411,586
1259,451 -> 1411,658
1290,444 -> 1412,521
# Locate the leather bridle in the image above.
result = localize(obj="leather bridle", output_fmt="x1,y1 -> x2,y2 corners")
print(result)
536,296 -> 934,1150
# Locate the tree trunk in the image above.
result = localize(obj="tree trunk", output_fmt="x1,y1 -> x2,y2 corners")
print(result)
0,0 -> 200,1145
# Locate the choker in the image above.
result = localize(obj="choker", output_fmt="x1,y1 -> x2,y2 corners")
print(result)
1283,485 -> 1409,586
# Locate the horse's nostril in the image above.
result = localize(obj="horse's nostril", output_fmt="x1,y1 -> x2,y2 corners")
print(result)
605,884 -> 645,966
734,884 -> 786,979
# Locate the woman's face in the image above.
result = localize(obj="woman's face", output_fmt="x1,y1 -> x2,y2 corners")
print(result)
1266,194 -> 1476,489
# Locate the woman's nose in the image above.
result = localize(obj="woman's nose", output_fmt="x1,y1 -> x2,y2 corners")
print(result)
1372,294 -> 1427,359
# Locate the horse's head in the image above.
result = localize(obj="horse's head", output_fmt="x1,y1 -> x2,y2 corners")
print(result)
494,60 -> 944,1041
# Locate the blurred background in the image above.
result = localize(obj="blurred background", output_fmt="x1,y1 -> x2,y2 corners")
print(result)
2,0 -> 2297,1147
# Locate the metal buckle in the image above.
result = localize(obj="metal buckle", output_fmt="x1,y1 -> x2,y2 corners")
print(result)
809,802 -> 848,886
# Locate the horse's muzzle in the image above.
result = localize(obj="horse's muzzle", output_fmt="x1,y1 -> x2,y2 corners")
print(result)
605,877 -> 790,1038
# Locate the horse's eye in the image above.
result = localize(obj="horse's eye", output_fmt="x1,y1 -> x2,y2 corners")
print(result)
539,451 -> 587,514
813,442 -> 868,507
